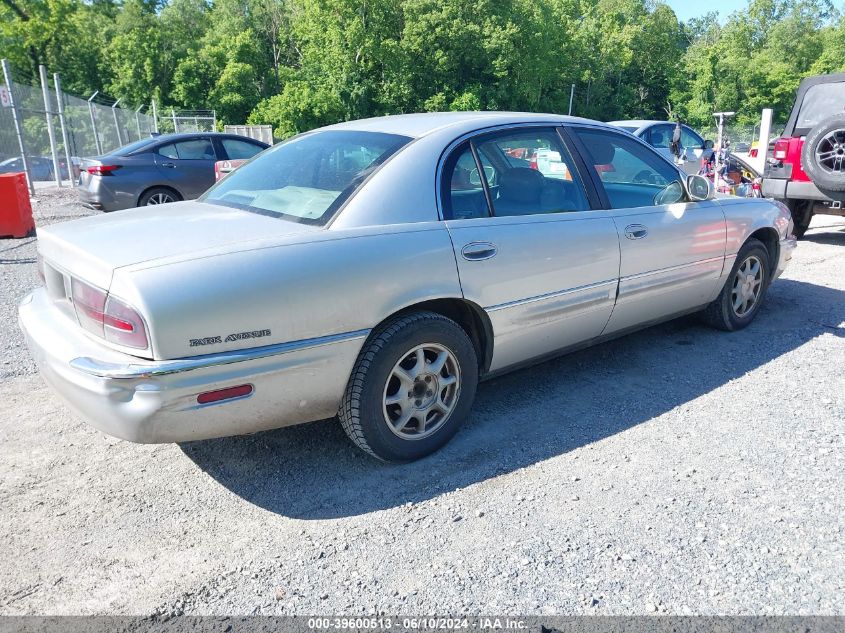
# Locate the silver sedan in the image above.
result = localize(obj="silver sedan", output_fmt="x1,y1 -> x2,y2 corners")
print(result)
19,112 -> 797,462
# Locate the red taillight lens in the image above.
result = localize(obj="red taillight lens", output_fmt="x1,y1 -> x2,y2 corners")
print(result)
85,165 -> 121,176
773,139 -> 789,161
70,278 -> 148,349
103,294 -> 148,348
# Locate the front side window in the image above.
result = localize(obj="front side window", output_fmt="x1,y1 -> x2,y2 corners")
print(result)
573,128 -> 685,209
680,126 -> 704,149
222,138 -> 265,160
202,130 -> 410,225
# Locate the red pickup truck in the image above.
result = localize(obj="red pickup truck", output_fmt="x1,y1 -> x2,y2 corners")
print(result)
762,73 -> 845,238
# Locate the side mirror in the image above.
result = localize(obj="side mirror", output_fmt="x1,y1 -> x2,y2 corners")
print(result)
687,174 -> 714,201
703,139 -> 714,150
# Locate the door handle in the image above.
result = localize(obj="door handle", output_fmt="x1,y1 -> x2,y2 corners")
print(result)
624,224 -> 648,240
161,162 -> 175,168
461,242 -> 497,261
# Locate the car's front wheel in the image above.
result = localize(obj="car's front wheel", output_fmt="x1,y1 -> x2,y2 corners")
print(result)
702,238 -> 770,331
339,311 -> 478,462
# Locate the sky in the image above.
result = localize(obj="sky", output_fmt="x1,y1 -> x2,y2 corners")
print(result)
664,0 -> 746,23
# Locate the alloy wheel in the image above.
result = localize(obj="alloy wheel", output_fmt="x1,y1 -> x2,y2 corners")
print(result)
382,343 -> 461,440
147,192 -> 175,205
731,255 -> 764,317
815,129 -> 845,174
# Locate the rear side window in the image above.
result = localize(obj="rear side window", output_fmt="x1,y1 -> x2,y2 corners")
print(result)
797,82 -> 845,131
157,139 -> 215,160
573,128 -> 684,209
222,138 -> 265,160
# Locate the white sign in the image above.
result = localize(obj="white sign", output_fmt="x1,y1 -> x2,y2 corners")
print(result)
0,85 -> 11,108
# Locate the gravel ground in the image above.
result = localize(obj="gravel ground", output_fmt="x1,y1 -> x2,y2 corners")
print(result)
1,189 -> 843,616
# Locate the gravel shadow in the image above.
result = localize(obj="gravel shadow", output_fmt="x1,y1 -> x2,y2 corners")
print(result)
180,278 -> 844,519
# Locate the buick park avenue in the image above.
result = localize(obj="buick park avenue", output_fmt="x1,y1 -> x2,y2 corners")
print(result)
19,112 -> 797,462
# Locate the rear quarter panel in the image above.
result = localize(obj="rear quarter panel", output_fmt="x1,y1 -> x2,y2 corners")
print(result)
110,223 -> 462,360
717,197 -> 790,257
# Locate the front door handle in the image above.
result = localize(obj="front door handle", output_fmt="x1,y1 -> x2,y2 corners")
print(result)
161,162 -> 176,168
624,224 -> 648,240
461,242 -> 497,261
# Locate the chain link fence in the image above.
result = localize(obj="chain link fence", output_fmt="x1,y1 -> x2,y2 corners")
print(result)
2,60 -> 215,193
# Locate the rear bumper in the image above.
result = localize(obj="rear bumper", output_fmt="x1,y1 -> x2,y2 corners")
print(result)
763,177 -> 833,203
77,179 -> 136,212
19,288 -> 366,443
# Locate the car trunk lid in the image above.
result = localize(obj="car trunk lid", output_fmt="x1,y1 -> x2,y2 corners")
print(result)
37,200 -> 321,290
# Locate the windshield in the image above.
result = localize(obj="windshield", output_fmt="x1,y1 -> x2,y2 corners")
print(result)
797,82 -> 845,131
202,130 -> 411,225
111,138 -> 158,156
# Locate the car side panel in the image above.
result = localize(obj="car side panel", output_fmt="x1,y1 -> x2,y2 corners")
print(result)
111,223 -> 463,361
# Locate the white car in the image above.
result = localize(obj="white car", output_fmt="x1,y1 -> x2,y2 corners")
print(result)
610,120 -> 711,176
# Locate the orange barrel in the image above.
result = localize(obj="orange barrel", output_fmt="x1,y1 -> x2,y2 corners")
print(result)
0,172 -> 34,238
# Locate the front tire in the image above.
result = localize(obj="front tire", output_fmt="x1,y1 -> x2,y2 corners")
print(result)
339,311 -> 478,463
702,238 -> 770,331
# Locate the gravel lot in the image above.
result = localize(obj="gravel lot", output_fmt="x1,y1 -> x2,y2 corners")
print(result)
1,188 -> 843,616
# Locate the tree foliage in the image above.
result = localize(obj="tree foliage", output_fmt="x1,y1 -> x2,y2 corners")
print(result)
1,0 -> 843,137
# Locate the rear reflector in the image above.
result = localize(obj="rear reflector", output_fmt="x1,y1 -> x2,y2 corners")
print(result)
197,384 -> 254,405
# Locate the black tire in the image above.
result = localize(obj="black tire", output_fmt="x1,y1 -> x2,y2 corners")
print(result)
802,114 -> 845,198
339,311 -> 478,463
786,199 -> 813,239
702,238 -> 770,331
138,187 -> 181,207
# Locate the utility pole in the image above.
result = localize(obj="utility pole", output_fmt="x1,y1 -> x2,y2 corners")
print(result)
39,65 -> 62,187
2,58 -> 35,195
53,73 -> 76,188
88,91 -> 102,155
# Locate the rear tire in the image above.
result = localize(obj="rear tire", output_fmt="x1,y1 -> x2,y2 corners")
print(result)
138,187 -> 181,207
339,311 -> 478,463
702,238 -> 770,331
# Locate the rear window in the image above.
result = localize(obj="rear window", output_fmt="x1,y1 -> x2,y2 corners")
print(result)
112,138 -> 157,156
201,130 -> 411,225
797,82 -> 845,132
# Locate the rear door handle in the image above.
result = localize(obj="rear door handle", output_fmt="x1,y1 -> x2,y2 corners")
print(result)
161,162 -> 175,168
461,242 -> 497,261
624,224 -> 648,240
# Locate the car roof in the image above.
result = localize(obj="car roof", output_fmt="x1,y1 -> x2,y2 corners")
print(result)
608,119 -> 678,130
145,132 -> 267,143
324,111 -> 613,139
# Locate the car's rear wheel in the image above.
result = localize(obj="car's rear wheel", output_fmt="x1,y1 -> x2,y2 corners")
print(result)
339,311 -> 478,462
138,187 -> 181,207
702,238 -> 770,331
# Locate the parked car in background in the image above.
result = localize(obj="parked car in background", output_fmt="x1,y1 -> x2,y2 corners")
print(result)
0,156 -> 70,181
78,132 -> 269,211
610,120 -> 710,176
20,112 -> 796,462
214,159 -> 248,181
762,72 -> 845,238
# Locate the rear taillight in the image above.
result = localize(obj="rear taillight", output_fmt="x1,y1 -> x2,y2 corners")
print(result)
85,165 -> 121,176
70,278 -> 148,349
773,139 -> 789,161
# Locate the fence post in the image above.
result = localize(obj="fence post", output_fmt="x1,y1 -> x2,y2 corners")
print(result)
39,65 -> 62,187
53,73 -> 76,188
135,105 -> 143,140
111,98 -> 122,147
151,99 -> 158,133
172,108 -> 177,133
568,84 -> 575,116
88,91 -> 102,155
212,110 -> 217,131
1,59 -> 35,196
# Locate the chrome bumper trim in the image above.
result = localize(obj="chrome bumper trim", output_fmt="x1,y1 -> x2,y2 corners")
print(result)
69,329 -> 371,379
